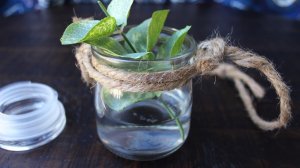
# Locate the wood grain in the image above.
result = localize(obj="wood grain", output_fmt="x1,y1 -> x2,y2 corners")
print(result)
0,3 -> 299,168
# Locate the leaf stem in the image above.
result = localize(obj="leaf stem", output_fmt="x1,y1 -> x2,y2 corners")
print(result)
161,101 -> 184,141
97,0 -> 110,17
97,0 -> 137,53
121,32 -> 137,53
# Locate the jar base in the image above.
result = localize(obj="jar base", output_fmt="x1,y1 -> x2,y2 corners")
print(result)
102,140 -> 184,161
97,118 -> 190,161
94,81 -> 192,161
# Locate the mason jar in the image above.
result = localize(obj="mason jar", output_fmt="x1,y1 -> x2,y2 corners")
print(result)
92,27 -> 197,161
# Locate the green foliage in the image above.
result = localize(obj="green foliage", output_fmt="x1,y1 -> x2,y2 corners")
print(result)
91,37 -> 127,56
94,39 -> 154,60
126,10 -> 169,52
158,26 -> 191,58
122,52 -> 155,60
60,17 -> 116,45
107,0 -> 134,27
60,1 -> 190,60
93,37 -> 127,56
60,0 -> 190,141
102,88 -> 160,111
164,26 -> 191,57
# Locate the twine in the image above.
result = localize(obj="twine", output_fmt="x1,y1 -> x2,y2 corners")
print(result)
75,38 -> 291,131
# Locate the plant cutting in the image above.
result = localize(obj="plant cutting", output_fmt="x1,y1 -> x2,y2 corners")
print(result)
61,0 -> 292,161
61,0 -> 194,160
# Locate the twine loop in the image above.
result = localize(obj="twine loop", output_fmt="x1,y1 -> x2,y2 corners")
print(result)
75,37 -> 292,131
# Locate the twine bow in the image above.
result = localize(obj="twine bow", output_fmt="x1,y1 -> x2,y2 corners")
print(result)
75,38 -> 292,131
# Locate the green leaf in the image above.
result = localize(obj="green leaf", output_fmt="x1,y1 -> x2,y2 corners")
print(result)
92,37 -> 128,56
147,10 -> 169,51
91,36 -> 154,60
156,39 -> 168,59
165,26 -> 191,57
126,10 -> 169,52
93,38 -> 154,60
91,37 -> 155,60
125,19 -> 148,52
60,20 -> 98,45
60,17 -> 116,45
107,0 -> 134,27
121,52 -> 155,60
102,88 -> 159,111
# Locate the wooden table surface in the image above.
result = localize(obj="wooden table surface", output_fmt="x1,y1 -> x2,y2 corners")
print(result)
0,3 -> 299,168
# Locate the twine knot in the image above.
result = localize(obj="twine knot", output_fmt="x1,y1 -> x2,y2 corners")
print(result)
75,37 -> 292,131
198,37 -> 226,58
195,38 -> 226,74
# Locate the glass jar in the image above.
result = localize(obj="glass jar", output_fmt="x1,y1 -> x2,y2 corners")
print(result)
92,27 -> 197,161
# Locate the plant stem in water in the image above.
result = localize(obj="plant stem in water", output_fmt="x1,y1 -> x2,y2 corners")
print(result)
161,101 -> 184,141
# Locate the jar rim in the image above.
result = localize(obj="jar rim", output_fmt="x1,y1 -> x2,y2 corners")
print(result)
91,26 -> 197,63
0,81 -> 55,119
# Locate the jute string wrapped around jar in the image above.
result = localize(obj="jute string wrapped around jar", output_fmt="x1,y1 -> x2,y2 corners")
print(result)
75,37 -> 292,131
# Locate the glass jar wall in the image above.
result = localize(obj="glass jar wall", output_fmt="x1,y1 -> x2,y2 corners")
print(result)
93,27 -> 196,161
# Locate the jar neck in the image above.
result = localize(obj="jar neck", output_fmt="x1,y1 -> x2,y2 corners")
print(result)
91,26 -> 197,72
